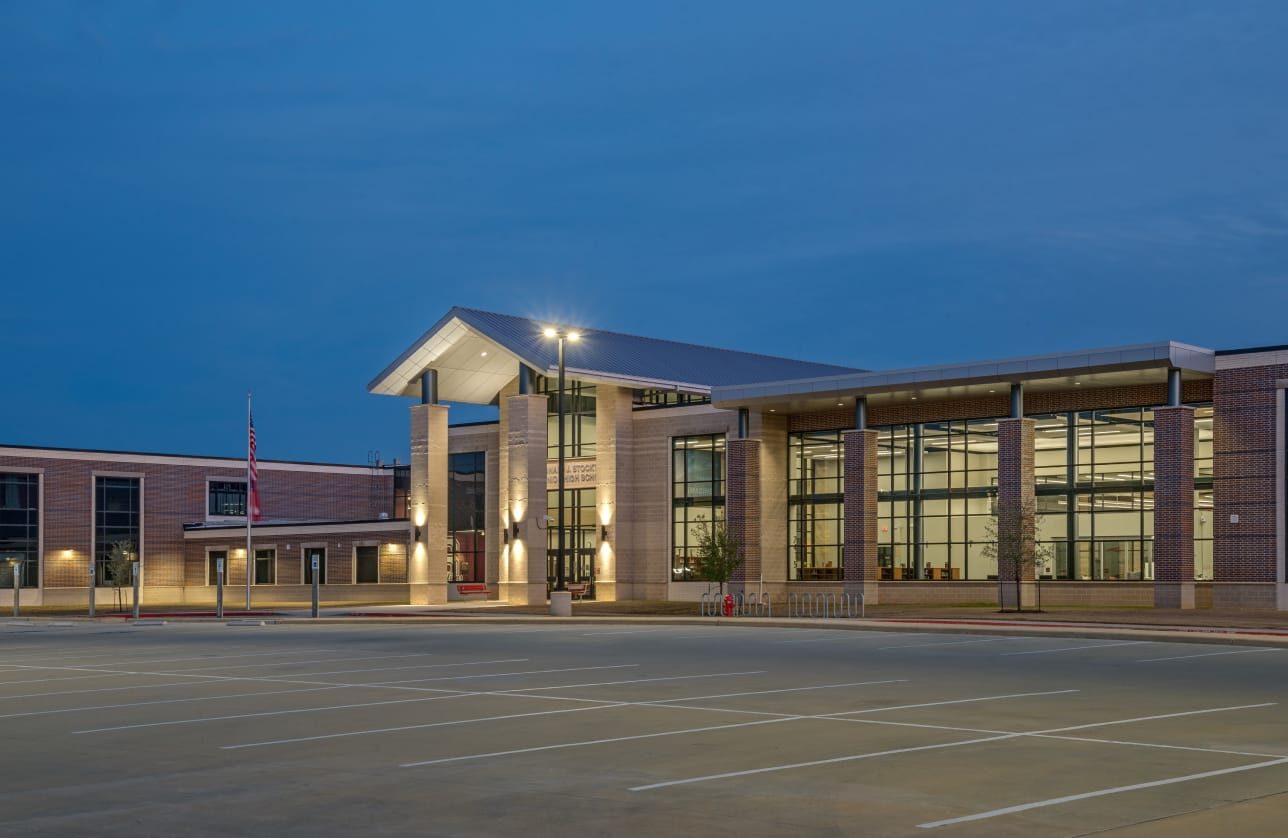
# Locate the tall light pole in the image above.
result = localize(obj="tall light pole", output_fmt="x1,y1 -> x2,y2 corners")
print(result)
542,326 -> 580,594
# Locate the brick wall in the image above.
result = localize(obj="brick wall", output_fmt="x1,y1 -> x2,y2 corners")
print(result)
842,429 -> 878,596
1154,406 -> 1195,606
726,438 -> 761,591
1212,361 -> 1284,606
0,449 -> 394,594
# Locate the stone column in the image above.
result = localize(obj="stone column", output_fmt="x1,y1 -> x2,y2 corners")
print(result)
409,403 -> 449,605
843,429 -> 879,604
504,393 -> 549,605
726,438 -> 762,596
1154,405 -> 1195,608
997,418 -> 1036,609
594,386 -> 632,601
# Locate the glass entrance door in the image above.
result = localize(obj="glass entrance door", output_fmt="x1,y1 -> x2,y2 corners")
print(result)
547,488 -> 597,599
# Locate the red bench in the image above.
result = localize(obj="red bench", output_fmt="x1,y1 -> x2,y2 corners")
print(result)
567,583 -> 589,600
456,583 -> 490,599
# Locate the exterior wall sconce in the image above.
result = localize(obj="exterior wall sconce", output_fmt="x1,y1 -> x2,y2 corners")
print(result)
512,521 -> 520,539
502,529 -> 509,545
601,525 -> 610,542
414,526 -> 422,542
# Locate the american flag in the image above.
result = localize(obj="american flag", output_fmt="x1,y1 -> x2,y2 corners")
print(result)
248,412 -> 262,522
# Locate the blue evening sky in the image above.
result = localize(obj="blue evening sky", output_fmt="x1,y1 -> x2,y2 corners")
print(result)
3,2 -> 1287,464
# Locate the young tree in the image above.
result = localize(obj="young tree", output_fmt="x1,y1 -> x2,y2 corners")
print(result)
692,518 -> 743,597
107,540 -> 135,612
978,503 -> 1052,612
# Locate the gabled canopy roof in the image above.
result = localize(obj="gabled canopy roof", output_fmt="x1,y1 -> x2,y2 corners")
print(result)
368,306 -> 862,404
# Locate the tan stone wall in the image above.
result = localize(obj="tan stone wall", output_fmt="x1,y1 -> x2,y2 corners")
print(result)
627,405 -> 738,600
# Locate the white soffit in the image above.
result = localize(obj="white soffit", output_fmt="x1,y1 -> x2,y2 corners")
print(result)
372,317 -> 528,404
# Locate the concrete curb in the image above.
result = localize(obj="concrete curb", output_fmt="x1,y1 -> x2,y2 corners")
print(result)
12,613 -> 1287,648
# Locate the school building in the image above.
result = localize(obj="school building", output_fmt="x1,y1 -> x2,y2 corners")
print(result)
4,306 -> 1287,610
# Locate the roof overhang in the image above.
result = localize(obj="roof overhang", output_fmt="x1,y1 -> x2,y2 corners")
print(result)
712,341 -> 1215,414
369,308 -> 715,404
367,313 -> 532,404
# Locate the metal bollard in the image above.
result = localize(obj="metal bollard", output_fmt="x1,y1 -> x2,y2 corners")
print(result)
311,552 -> 320,619
11,562 -> 20,618
216,556 -> 225,619
132,562 -> 141,620
88,559 -> 96,618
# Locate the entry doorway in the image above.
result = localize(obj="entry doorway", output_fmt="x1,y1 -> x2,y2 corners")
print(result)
547,488 -> 596,599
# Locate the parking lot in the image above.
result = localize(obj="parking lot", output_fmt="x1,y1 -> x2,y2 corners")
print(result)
0,619 -> 1285,837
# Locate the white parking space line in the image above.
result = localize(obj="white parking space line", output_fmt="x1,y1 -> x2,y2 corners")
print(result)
492,670 -> 763,693
375,664 -> 639,685
0,648 -> 344,669
646,679 -> 908,704
74,692 -> 480,734
224,676 -> 901,750
578,630 -> 662,637
773,632 -> 919,645
226,701 -> 640,750
395,689 -> 1078,772
825,689 -> 1080,717
630,733 -> 1016,791
152,652 -> 440,672
916,757 -> 1288,829
402,716 -> 798,768
0,659 -> 534,718
628,702 -> 1276,792
1138,647 -> 1284,663
876,637 -> 1015,651
0,684 -> 348,719
1000,641 -> 1148,656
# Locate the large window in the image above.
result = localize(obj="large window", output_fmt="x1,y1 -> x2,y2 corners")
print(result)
538,378 -> 596,458
356,545 -> 380,583
672,435 -> 726,580
0,473 -> 39,589
95,476 -> 140,586
208,480 -> 247,517
207,549 -> 228,586
877,421 -> 999,580
448,452 -> 486,583
788,431 -> 844,580
254,548 -> 275,585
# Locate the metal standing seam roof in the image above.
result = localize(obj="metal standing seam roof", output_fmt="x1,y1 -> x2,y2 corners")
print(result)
368,306 -> 863,400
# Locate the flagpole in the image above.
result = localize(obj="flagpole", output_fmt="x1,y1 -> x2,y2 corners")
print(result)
246,391 -> 252,612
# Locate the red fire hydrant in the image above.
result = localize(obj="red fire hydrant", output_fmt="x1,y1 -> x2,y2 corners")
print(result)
722,593 -> 734,617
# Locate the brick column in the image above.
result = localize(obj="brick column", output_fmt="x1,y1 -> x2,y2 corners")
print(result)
409,403 -> 449,605
1154,406 -> 1195,608
726,438 -> 761,595
997,418 -> 1036,609
504,394 -> 549,605
843,429 -> 879,604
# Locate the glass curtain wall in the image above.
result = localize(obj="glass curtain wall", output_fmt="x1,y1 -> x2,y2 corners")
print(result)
537,378 -> 597,459
788,431 -> 844,580
671,434 -> 726,580
0,473 -> 39,588
448,451 -> 486,583
877,421 -> 999,580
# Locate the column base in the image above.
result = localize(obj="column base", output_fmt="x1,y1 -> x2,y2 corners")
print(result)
1155,581 -> 1196,609
843,580 -> 879,606
501,582 -> 548,606
549,590 -> 572,616
408,583 -> 448,606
